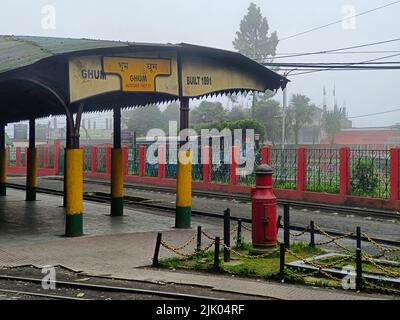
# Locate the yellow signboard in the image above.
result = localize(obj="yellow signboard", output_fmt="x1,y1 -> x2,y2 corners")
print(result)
181,56 -> 266,97
68,52 -> 269,103
103,57 -> 171,92
69,56 -> 121,103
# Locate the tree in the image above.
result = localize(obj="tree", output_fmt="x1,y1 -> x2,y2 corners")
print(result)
233,3 -> 278,61
190,101 -> 226,124
233,3 -> 279,115
161,102 -> 180,131
287,94 -> 315,145
322,107 -> 347,145
227,106 -> 250,121
124,105 -> 163,137
253,99 -> 282,145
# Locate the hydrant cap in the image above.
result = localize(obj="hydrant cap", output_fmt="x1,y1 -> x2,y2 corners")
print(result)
255,164 -> 274,175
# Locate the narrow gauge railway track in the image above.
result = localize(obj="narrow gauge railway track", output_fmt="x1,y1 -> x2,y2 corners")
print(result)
0,274 -> 223,300
6,183 -> 400,247
45,177 -> 400,220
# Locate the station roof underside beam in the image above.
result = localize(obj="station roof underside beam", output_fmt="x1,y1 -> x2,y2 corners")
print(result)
0,35 -> 288,123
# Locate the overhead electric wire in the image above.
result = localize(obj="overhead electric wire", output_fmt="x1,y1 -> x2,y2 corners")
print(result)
279,1 -> 400,41
281,52 -> 400,76
348,107 -> 400,119
249,37 -> 400,61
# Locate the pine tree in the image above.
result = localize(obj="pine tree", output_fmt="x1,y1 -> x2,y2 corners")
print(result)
233,3 -> 279,116
233,3 -> 278,62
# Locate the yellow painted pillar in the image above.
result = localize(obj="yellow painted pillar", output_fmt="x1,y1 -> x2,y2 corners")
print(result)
65,148 -> 83,237
0,148 -> 6,196
25,147 -> 37,201
175,149 -> 192,228
111,148 -> 124,216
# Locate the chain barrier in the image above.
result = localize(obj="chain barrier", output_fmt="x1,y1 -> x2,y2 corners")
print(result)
242,224 -> 252,232
221,242 -> 279,259
362,253 -> 400,278
169,231 -> 198,251
362,232 -> 400,254
290,225 -> 310,238
364,279 -> 400,294
314,224 -> 354,253
160,238 -> 215,259
285,247 -> 344,283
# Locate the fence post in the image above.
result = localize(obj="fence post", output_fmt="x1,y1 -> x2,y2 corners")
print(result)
53,140 -> 60,174
283,203 -> 290,248
356,226 -> 361,249
213,237 -> 220,270
309,221 -> 315,248
158,144 -> 166,179
122,146 -> 128,177
390,148 -> 400,202
197,226 -> 202,252
230,146 -> 238,185
91,145 -> 97,174
223,208 -> 231,262
105,144 -> 112,175
339,147 -> 351,197
152,233 -> 162,267
15,147 -> 21,168
276,215 -> 282,232
356,247 -> 363,291
261,145 -> 271,165
43,145 -> 49,169
280,242 -> 286,281
237,219 -> 242,248
202,145 -> 211,184
138,145 -> 146,177
297,147 -> 307,192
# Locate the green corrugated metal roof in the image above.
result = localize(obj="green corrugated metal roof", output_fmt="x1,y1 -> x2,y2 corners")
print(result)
0,35 -> 129,74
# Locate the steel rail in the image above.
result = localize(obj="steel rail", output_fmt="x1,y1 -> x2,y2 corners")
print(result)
0,288 -> 92,300
0,275 -> 223,300
6,182 -> 400,247
42,177 -> 400,220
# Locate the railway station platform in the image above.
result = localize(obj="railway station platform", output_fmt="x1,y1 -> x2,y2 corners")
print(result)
0,186 -> 397,300
7,175 -> 400,243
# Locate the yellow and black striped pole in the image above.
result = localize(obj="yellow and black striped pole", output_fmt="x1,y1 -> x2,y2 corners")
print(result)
65,148 -> 83,236
175,149 -> 192,228
111,106 -> 124,216
0,124 -> 6,196
26,119 -> 37,201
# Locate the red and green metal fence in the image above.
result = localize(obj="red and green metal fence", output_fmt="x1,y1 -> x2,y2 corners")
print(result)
6,141 -> 400,211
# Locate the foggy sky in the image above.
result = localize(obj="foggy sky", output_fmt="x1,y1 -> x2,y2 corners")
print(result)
1,0 -> 400,127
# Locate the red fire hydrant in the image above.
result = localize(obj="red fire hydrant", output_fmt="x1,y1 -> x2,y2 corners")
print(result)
251,164 -> 277,250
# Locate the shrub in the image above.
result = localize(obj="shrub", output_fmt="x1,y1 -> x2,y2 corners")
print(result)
351,159 -> 378,196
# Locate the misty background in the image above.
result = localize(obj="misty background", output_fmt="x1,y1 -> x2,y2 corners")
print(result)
1,0 -> 399,128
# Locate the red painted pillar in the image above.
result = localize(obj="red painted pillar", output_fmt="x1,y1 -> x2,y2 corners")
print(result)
53,140 -> 60,173
24,147 -> 28,168
339,147 -> 351,197
122,146 -> 129,177
297,147 -> 307,192
390,148 -> 400,202
158,144 -> 166,179
138,145 -> 146,177
105,144 -> 112,175
230,146 -> 239,185
261,145 -> 271,165
16,147 -> 21,168
202,145 -> 211,184
43,145 -> 49,169
91,146 -> 97,174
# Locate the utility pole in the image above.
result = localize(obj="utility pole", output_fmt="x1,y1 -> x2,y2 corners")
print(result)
281,70 -> 296,150
281,85 -> 287,151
